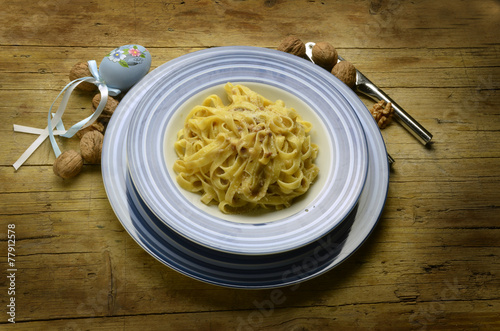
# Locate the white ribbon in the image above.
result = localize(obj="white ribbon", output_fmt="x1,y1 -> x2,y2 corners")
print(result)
12,60 -> 121,170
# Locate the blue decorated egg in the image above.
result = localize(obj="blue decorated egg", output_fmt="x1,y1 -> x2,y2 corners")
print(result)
99,44 -> 151,92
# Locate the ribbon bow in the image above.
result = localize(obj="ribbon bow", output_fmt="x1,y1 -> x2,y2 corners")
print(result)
12,60 -> 120,170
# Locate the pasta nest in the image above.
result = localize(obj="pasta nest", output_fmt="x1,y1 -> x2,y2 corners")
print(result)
173,83 -> 319,214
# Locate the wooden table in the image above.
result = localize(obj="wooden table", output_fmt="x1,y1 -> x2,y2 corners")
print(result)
1,1 -> 499,329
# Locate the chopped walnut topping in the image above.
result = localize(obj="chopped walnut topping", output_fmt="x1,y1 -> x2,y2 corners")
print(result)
369,100 -> 394,129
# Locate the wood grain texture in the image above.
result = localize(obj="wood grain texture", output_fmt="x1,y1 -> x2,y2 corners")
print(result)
1,0 -> 499,330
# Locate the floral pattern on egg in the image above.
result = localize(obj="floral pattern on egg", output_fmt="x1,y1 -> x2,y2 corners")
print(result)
105,45 -> 149,68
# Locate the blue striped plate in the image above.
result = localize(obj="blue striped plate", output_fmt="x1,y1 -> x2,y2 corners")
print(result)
102,47 -> 389,288
125,47 -> 368,255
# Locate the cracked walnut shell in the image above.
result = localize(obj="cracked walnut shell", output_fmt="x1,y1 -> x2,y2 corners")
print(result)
369,100 -> 394,129
80,131 -> 104,164
53,149 -> 83,179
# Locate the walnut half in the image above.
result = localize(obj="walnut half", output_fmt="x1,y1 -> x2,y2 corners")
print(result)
369,100 -> 394,129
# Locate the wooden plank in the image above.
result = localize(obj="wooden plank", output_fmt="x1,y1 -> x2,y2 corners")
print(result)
0,0 -> 498,48
0,293 -> 498,329
1,46 -> 499,91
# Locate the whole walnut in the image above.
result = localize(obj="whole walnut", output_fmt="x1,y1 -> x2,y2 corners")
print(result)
92,94 -> 119,116
69,62 -> 97,92
80,131 -> 104,164
331,61 -> 357,89
277,35 -> 306,58
312,42 -> 338,71
53,150 -> 83,179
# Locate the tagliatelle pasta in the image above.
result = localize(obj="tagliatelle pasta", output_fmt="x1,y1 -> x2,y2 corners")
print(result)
173,83 -> 319,214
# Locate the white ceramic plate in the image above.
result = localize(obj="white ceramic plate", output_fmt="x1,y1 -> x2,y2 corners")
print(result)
102,46 -> 389,288
126,46 -> 368,255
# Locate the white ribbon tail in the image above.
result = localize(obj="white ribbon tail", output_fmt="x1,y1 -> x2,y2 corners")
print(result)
12,75 -> 108,170
13,125 -> 66,136
13,130 -> 50,170
13,79 -> 87,170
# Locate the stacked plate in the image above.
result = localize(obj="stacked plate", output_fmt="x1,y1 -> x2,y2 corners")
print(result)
102,46 -> 389,289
